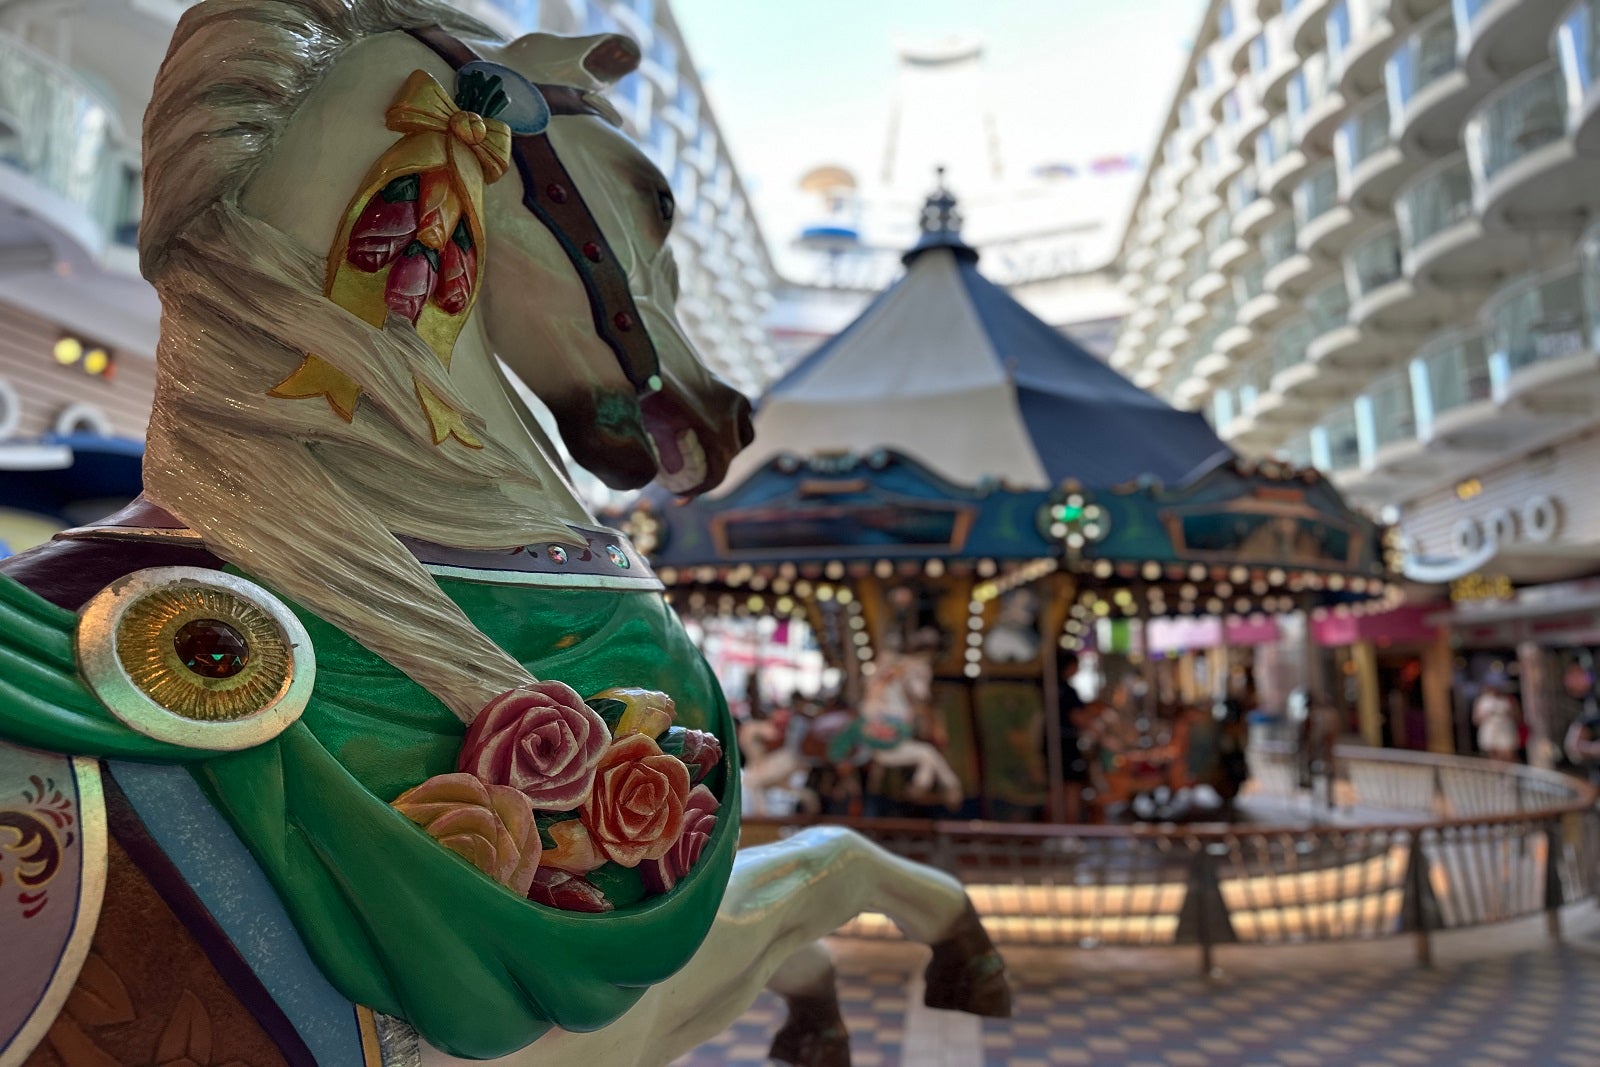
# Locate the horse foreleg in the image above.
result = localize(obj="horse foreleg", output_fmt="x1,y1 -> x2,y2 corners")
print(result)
873,741 -> 965,808
765,940 -> 850,1067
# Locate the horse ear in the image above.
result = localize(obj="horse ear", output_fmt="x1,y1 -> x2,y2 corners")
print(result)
502,32 -> 640,92
580,34 -> 641,85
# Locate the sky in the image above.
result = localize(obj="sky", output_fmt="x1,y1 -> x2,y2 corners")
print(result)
668,0 -> 1210,255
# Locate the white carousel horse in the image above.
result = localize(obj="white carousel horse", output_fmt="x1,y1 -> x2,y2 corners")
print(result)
858,651 -> 966,809
0,3 -> 1009,1066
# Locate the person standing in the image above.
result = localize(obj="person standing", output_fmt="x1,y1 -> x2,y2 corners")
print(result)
1473,676 -> 1521,762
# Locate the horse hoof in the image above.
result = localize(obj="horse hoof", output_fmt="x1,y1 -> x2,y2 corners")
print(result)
769,993 -> 852,1067
923,901 -> 1013,1018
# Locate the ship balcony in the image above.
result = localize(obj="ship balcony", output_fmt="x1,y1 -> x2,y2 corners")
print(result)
1302,276 -> 1390,368
1394,153 -> 1528,291
1210,235 -> 1255,274
1218,319 -> 1268,362
1252,15 -> 1303,106
1289,51 -> 1349,151
1411,327 -> 1505,448
1312,404 -> 1365,480
1458,0 -> 1572,83
1330,0 -> 1403,99
1291,0 -> 1337,54
1386,6 -> 1487,159
1174,376 -> 1215,410
1231,189 -> 1291,240
1467,60 -> 1600,232
1487,261 -> 1600,413
1226,86 -> 1273,156
1224,3 -> 1266,71
0,35 -> 140,270
1269,315 -> 1345,404
1175,297 -> 1215,329
1187,266 -> 1233,305
1349,368 -> 1434,494
1294,160 -> 1364,256
1559,0 -> 1600,158
1334,95 -> 1418,211
1345,223 -> 1435,333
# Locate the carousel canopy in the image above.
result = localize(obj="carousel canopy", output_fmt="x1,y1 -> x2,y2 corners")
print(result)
720,184 -> 1231,492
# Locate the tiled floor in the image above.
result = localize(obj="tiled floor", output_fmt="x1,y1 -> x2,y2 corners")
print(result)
672,911 -> 1600,1066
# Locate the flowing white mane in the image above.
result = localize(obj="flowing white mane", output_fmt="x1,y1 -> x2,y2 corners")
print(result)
139,0 -> 613,719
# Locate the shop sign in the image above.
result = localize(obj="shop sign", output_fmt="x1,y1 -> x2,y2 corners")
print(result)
1450,573 -> 1514,603
1451,495 -> 1562,555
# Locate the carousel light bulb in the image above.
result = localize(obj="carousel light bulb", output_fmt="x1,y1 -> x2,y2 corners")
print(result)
776,596 -> 794,613
861,661 -> 877,676
1093,601 -> 1111,617
964,663 -> 981,678
795,580 -> 813,597
969,600 -> 983,614
1206,597 -> 1224,614
1327,574 -> 1346,591
1067,533 -> 1086,549
977,558 -> 997,577
1268,568 -> 1287,585
1066,494 -> 1085,509
967,616 -> 984,630
1189,564 -> 1206,581
1180,583 -> 1198,599
747,596 -> 763,612
659,567 -> 678,584
853,631 -> 869,646
1230,566 -> 1248,584
965,647 -> 982,663
1234,598 -> 1250,614
1060,635 -> 1074,649
697,567 -> 717,583
1114,590 -> 1134,607
874,559 -> 893,578
967,631 -> 983,647
836,588 -> 854,604
1216,582 -> 1233,597
1082,524 -> 1103,539
824,561 -> 845,580
1142,562 -> 1161,581
772,579 -> 791,595
1251,580 -> 1268,595
849,615 -> 866,630
817,585 -> 836,602
926,559 -> 946,578
1094,559 -> 1114,578
857,647 -> 872,660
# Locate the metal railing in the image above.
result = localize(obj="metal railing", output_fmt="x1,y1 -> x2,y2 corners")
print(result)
1293,162 -> 1341,230
742,747 -> 1598,973
1346,224 -> 1404,299
1336,96 -> 1392,193
1360,368 -> 1417,450
1396,153 -> 1473,255
1466,61 -> 1568,189
1412,328 -> 1492,432
1306,277 -> 1351,337
1261,217 -> 1299,270
1270,316 -> 1316,376
1314,403 -> 1362,471
1386,6 -> 1460,128
1486,263 -> 1589,379
1557,0 -> 1600,116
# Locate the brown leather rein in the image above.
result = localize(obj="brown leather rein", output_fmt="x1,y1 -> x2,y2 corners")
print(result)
407,25 -> 662,396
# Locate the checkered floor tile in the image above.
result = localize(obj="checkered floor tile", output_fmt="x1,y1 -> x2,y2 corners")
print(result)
673,926 -> 1600,1065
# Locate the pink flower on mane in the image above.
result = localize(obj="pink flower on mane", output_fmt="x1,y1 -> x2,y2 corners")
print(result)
641,784 -> 719,894
459,682 -> 611,811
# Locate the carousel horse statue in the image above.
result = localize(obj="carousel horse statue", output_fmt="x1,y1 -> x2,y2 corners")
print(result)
0,3 -> 1010,1065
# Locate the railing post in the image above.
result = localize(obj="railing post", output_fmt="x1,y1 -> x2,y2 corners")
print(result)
1400,831 -> 1442,968
1175,843 -> 1236,976
1546,817 -> 1566,942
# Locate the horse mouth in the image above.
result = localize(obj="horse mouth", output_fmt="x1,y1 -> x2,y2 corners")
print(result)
642,399 -> 709,493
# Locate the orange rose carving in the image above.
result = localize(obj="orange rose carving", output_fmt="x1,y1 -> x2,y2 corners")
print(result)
579,733 -> 691,868
393,772 -> 541,895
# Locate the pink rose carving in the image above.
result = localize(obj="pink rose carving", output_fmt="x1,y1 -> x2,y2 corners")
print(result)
641,784 -> 719,894
384,243 -> 438,324
392,772 -> 541,896
346,196 -> 419,272
677,728 -> 723,785
528,867 -> 612,913
460,682 -> 611,810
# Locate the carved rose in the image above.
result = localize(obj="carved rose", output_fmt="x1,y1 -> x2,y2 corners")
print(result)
641,784 -> 719,894
459,682 -> 611,810
384,243 -> 438,323
393,772 -> 541,895
580,733 -> 690,868
541,818 -> 605,874
595,687 -> 677,740
528,867 -> 611,913
347,196 -> 419,272
676,729 -> 723,785
435,225 -> 477,315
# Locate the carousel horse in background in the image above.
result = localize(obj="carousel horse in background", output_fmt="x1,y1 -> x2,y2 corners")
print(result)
848,650 -> 966,810
0,3 -> 1010,1066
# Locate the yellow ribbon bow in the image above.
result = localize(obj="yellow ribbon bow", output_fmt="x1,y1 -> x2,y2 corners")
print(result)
270,70 -> 514,448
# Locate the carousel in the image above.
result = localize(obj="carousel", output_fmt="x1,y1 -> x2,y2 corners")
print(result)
617,181 -> 1401,820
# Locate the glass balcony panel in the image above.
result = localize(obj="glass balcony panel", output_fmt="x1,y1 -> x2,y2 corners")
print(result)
1452,0 -> 1490,37
1466,63 -> 1568,188
1280,432 -> 1315,468
1395,155 -> 1473,252
1558,0 -> 1600,115
1228,171 -> 1262,214
1293,163 -> 1340,228
1335,97 -> 1392,184
1205,210 -> 1233,253
1306,279 -> 1351,334
1236,257 -> 1269,302
1417,332 -> 1492,416
1367,371 -> 1417,448
1219,0 -> 1237,39
1327,2 -> 1353,70
1261,217 -> 1299,268
1213,389 -> 1237,427
1491,267 -> 1588,374
1387,8 -> 1458,123
0,37 -> 127,243
1289,53 -> 1335,139
1347,226 -> 1403,297
1272,317 -> 1315,374
1256,112 -> 1292,169
1319,407 -> 1362,470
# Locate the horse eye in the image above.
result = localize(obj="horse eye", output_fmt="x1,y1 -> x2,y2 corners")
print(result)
656,189 -> 675,225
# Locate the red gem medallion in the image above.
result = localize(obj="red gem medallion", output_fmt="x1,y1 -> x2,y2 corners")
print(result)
173,619 -> 250,679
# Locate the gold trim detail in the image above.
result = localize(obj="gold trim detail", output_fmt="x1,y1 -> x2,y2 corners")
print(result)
77,568 -> 315,751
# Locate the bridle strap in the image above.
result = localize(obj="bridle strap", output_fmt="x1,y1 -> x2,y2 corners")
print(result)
406,26 -> 661,395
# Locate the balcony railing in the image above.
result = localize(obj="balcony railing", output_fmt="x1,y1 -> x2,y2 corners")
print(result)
1315,406 -> 1363,470
1362,370 -> 1418,450
1346,225 -> 1404,299
1289,53 -> 1334,139
1387,7 -> 1460,129
1487,265 -> 1590,379
1558,0 -> 1600,116
1293,162 -> 1341,229
1236,257 -> 1269,303
1261,217 -> 1299,269
1335,96 -> 1393,190
0,36 -> 136,248
1249,16 -> 1292,80
1271,316 -> 1316,375
1326,1 -> 1352,67
1306,277 -> 1352,335
1466,61 -> 1568,189
1451,0 -> 1493,53
1412,329 -> 1492,430
1228,171 -> 1262,216
1256,112 -> 1293,170
1395,154 -> 1473,253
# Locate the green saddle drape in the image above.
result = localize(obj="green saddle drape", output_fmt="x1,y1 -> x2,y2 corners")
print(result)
0,571 -> 739,1060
